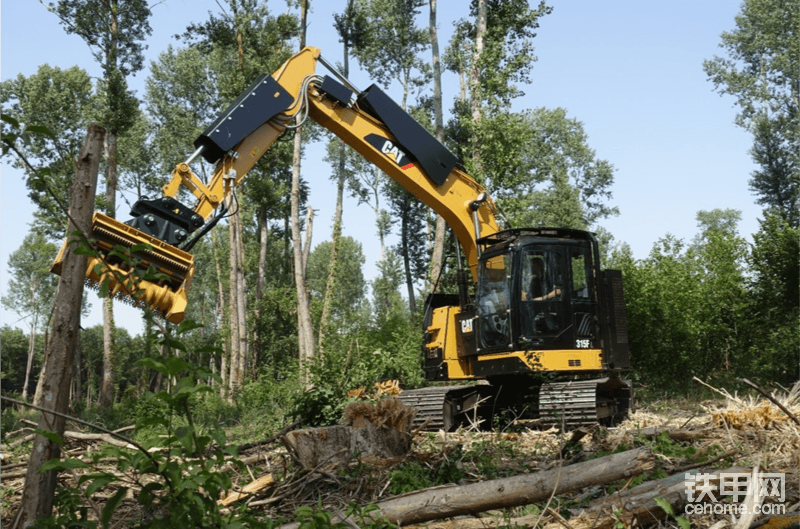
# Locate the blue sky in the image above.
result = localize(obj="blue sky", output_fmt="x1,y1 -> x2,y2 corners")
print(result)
1,0 -> 759,334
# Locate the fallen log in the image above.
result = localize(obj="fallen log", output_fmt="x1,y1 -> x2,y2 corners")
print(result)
377,447 -> 653,525
546,466 -> 749,529
277,446 -> 653,528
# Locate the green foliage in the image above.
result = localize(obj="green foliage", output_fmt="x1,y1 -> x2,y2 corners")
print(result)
387,461 -> 434,495
0,67 -> 96,237
653,496 -> 690,529
703,0 -> 799,227
40,320 -> 274,528
610,208 -> 759,392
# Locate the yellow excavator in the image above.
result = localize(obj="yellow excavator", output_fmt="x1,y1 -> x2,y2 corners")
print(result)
52,46 -> 631,429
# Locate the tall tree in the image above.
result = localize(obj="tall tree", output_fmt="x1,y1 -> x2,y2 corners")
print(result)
351,0 -> 430,311
307,236 -> 367,332
0,64 -> 96,239
292,0 -> 316,385
703,0 -> 799,227
319,0 -> 369,354
445,0 -> 552,186
427,0 -> 448,292
503,107 -> 618,230
1,232 -> 59,400
50,0 -> 153,408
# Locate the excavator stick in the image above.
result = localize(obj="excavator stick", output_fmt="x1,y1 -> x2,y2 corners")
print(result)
51,211 -> 195,324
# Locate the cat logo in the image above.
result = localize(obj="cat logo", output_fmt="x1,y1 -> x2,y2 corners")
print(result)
364,133 -> 414,170
380,139 -> 407,166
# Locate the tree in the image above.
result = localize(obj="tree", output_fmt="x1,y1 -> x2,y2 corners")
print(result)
292,0 -> 315,385
1,232 -> 58,400
504,107 -> 618,229
427,0 -> 449,293
748,114 -> 798,226
445,0 -> 552,184
351,0 -> 431,313
0,64 -> 96,238
307,236 -> 367,332
703,0 -> 799,227
0,326 -> 31,396
319,0 -> 370,354
50,0 -> 153,408
745,212 -> 799,382
353,0 -> 429,108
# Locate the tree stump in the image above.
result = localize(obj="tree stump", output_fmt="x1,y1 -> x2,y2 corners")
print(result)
283,398 -> 415,469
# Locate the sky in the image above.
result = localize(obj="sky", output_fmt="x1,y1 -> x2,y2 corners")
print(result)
1,0 -> 760,335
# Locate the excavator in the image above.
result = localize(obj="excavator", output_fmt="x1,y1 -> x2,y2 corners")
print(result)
52,46 -> 631,430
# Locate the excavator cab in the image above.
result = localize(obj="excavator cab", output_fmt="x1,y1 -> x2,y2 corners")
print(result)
475,228 -> 605,357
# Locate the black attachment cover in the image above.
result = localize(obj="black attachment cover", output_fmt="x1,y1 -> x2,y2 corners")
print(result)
125,196 -> 204,247
194,74 -> 294,165
319,75 -> 353,107
358,84 -> 459,186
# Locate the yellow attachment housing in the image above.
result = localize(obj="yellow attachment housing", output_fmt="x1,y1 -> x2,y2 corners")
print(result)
51,212 -> 195,324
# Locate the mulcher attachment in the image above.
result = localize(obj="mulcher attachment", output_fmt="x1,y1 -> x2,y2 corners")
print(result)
51,211 -> 195,323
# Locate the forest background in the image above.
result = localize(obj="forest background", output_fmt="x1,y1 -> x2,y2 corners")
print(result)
0,0 -> 797,434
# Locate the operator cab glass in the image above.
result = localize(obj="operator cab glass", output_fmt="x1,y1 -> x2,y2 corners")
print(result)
475,230 -> 599,352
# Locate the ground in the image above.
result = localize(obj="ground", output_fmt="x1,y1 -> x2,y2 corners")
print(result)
2,385 -> 798,528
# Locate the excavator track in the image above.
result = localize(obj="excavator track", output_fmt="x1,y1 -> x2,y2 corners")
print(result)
397,385 -> 477,431
398,378 -> 631,432
539,378 -> 631,427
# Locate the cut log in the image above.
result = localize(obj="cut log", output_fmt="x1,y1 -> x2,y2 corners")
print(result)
546,466 -> 750,529
376,447 -> 653,525
276,446 -> 654,528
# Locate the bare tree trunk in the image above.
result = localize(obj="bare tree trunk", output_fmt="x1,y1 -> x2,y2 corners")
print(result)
21,316 -> 36,401
302,206 -> 313,277
318,142 -> 345,354
401,198 -> 416,313
228,195 -> 241,395
98,130 -> 118,409
319,17 -> 355,353
293,0 -> 315,386
234,205 -> 248,383
251,208 -> 269,374
428,0 -> 447,292
468,0 -> 487,180
16,124 -> 104,526
211,229 -> 228,396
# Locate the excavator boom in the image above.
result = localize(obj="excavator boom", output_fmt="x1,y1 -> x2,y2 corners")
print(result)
52,46 -> 498,322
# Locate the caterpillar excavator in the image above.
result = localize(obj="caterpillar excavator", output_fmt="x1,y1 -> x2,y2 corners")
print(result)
52,46 -> 631,430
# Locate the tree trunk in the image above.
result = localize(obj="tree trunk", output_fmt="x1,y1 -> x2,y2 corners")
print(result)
318,142 -> 345,354
211,229 -> 228,396
468,0 -> 487,179
228,195 -> 242,395
428,0 -> 447,292
22,318 -> 36,401
98,130 -> 118,409
302,205 -> 313,277
234,203 -> 248,381
374,447 -> 653,526
16,124 -> 104,526
293,0 -> 315,386
401,197 -> 416,313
